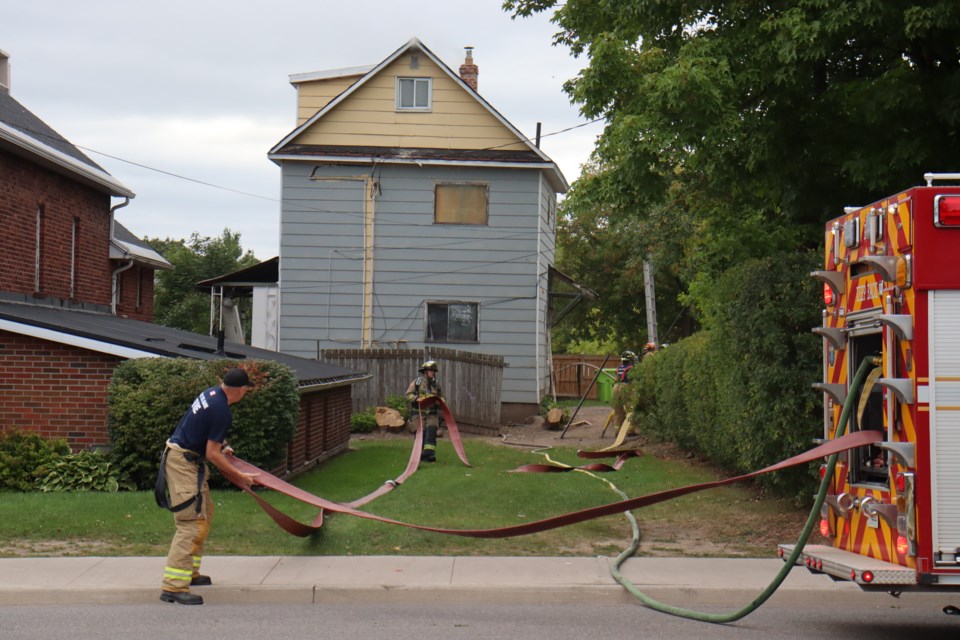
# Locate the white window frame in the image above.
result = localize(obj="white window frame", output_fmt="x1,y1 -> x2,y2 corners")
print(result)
396,77 -> 432,111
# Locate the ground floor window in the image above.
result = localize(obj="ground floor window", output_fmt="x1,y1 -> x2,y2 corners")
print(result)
426,301 -> 479,343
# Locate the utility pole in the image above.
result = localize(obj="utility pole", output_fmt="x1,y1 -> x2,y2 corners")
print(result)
643,260 -> 658,345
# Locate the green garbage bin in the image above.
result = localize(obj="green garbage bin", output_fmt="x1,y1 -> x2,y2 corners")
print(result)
595,368 -> 617,403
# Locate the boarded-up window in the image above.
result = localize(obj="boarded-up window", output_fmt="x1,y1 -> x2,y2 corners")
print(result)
426,302 -> 479,343
434,184 -> 488,225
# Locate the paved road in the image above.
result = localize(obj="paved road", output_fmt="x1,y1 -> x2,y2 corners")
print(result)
3,599 -> 959,640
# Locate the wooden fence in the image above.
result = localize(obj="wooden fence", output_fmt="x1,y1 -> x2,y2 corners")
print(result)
322,347 -> 504,427
550,354 -> 616,400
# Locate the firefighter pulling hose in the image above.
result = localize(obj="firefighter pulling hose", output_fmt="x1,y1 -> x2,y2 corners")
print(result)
405,360 -> 443,463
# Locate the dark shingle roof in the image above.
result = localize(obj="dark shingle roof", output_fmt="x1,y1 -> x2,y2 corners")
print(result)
0,301 -> 367,388
196,257 -> 279,288
273,144 -> 545,164
0,90 -> 104,171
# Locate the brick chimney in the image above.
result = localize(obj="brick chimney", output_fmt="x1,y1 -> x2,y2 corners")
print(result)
459,46 -> 478,92
0,50 -> 10,94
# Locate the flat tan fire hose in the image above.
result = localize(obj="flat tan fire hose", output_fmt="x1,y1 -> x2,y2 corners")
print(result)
226,429 -> 881,538
345,396 -> 470,509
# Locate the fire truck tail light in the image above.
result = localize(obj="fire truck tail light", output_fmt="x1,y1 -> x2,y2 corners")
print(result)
862,570 -> 874,583
818,464 -> 827,480
934,195 -> 960,227
819,518 -> 831,537
895,473 -> 906,493
823,282 -> 834,306
896,535 -> 909,556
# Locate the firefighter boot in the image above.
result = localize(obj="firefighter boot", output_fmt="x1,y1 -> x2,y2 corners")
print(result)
421,425 -> 437,462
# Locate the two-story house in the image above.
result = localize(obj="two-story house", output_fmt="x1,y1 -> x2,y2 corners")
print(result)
268,38 -> 570,422
0,50 -> 364,472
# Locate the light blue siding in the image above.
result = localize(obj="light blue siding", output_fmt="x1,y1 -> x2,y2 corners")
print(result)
278,162 -> 558,405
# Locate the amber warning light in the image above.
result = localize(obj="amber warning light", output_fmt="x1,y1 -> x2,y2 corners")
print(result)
934,195 -> 960,227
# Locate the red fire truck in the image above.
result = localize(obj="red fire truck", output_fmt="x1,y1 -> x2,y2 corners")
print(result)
779,173 -> 960,592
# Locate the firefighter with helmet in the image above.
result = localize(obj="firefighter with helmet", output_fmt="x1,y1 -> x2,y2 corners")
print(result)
611,350 -> 637,429
405,360 -> 443,462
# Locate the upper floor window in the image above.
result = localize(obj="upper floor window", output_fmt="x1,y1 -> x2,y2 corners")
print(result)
435,183 -> 488,225
426,301 -> 479,343
397,77 -> 431,110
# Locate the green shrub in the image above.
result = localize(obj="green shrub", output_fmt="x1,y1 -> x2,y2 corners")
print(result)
108,358 -> 300,489
0,428 -> 70,492
39,450 -> 136,493
350,409 -> 378,434
384,394 -> 410,420
634,252 -> 823,502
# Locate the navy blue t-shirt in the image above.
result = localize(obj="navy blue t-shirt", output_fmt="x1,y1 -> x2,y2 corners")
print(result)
169,386 -> 232,455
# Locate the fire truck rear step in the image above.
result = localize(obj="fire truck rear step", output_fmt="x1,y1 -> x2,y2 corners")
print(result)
779,544 -> 916,585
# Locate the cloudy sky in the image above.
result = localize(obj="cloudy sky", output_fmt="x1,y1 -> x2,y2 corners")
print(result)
2,0 -> 603,259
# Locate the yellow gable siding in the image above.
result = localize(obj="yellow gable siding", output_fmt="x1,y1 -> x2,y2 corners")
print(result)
296,75 -> 365,125
294,54 -> 527,151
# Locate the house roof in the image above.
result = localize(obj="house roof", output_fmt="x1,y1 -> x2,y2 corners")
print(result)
0,89 -> 134,197
288,65 -> 374,84
268,38 -> 568,193
195,257 -> 279,288
110,221 -> 173,270
0,300 -> 368,390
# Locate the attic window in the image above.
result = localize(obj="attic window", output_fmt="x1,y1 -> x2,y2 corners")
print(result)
397,77 -> 431,110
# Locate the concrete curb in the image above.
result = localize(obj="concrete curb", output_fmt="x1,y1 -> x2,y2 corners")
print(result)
0,555 -> 913,607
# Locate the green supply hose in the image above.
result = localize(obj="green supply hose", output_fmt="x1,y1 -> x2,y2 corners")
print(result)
608,355 -> 880,622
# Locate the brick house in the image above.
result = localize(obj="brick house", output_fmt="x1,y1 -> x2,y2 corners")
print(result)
0,51 -> 364,475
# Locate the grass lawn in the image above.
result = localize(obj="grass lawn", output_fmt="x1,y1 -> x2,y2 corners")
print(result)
0,438 -> 811,558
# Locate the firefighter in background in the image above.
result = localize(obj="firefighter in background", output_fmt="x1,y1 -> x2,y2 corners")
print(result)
643,342 -> 658,359
611,350 -> 637,428
405,360 -> 443,463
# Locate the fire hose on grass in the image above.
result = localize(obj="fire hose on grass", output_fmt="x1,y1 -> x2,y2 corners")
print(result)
224,358 -> 879,622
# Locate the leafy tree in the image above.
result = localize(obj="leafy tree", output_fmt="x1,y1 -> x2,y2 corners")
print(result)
147,229 -> 259,336
507,0 -> 960,288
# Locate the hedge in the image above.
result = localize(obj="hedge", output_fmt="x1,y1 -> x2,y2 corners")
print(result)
631,251 -> 823,501
107,358 -> 300,489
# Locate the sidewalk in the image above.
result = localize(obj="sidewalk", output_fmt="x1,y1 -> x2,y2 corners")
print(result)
0,555 -> 880,606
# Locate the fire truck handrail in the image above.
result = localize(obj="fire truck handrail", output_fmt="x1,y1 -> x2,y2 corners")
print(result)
924,172 -> 960,186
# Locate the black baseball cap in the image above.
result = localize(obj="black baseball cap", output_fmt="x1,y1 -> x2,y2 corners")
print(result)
222,367 -> 255,388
